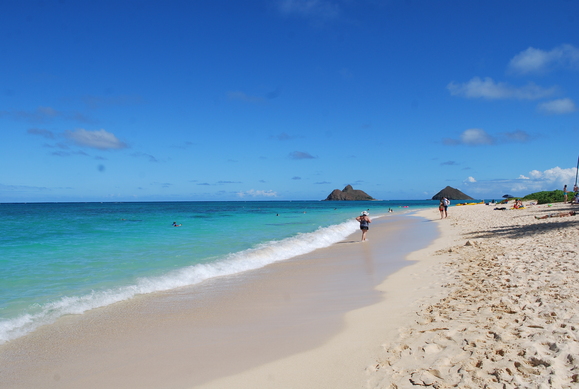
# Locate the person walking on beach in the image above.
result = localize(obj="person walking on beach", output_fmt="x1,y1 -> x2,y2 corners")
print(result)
441,197 -> 450,218
439,199 -> 445,219
356,211 -> 371,241
564,185 -> 568,203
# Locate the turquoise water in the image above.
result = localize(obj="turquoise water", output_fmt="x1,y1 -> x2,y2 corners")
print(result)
0,200 -> 437,343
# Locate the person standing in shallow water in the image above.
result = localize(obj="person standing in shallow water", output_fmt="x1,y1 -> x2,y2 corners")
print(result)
356,211 -> 371,241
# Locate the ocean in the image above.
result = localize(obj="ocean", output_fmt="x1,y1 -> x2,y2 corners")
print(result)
0,200 -> 437,344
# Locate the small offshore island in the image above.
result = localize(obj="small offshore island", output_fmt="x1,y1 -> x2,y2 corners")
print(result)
431,185 -> 474,201
323,185 -> 375,201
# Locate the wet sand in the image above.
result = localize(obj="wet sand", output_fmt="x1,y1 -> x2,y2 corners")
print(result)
0,213 -> 437,389
203,201 -> 579,389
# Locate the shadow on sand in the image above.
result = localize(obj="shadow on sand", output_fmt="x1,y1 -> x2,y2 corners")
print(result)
464,204 -> 579,240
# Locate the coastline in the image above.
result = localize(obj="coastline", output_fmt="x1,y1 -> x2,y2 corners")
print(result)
202,201 -> 579,388
4,201 -> 575,388
199,207 -> 455,389
0,213 -> 437,389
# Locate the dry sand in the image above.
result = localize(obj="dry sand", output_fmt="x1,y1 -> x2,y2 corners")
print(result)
366,202 -> 579,389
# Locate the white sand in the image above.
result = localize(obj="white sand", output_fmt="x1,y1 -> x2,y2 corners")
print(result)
367,202 -> 579,389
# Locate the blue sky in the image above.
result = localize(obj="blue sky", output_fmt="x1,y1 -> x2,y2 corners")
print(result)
1,0 -> 578,202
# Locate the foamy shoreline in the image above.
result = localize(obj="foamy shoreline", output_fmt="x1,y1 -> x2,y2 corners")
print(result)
202,201 -> 579,389
3,202 -> 577,388
0,213 -> 434,389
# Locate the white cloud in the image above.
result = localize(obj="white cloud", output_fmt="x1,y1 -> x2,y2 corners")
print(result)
508,44 -> 579,74
447,77 -> 556,100
64,129 -> 127,150
237,189 -> 278,198
465,166 -> 577,198
444,129 -> 531,146
461,128 -> 494,145
537,98 -> 577,114
467,176 -> 477,183
528,166 -> 576,184
507,166 -> 577,193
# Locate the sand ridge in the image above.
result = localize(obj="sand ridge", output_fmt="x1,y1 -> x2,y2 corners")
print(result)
367,202 -> 579,388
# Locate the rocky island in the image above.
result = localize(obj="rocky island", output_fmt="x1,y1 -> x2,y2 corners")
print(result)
324,185 -> 375,201
431,186 -> 474,201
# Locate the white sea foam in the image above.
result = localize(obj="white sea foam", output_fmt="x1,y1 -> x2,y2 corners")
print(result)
0,219 -> 359,344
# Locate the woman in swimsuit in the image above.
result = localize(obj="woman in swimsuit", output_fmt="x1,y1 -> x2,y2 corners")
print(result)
355,211 -> 371,241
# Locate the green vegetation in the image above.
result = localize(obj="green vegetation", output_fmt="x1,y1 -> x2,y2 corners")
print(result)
521,189 -> 577,204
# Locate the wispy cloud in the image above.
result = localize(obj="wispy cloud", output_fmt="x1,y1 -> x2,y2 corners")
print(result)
51,150 -> 90,157
27,128 -> 56,139
1,106 -> 59,122
444,128 -> 495,146
227,91 -> 265,103
444,128 -> 531,146
237,189 -> 278,198
130,152 -> 158,162
271,132 -> 300,141
447,77 -> 556,100
170,141 -> 194,149
266,86 -> 282,99
64,129 -> 128,150
81,94 -> 144,110
0,183 -> 51,192
501,129 -> 531,143
277,0 -> 340,20
289,151 -> 316,159
508,44 -> 579,75
537,98 -> 577,115
0,106 -> 94,123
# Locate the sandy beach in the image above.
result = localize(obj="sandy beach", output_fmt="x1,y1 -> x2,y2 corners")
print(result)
367,201 -> 579,389
0,213 -> 435,389
202,201 -> 579,389
2,202 -> 578,388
